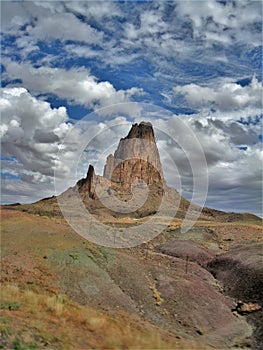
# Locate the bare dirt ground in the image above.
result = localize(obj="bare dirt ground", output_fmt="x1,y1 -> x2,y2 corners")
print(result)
1,207 -> 262,349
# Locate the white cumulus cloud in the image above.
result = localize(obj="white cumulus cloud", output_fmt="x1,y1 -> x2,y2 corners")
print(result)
0,87 -> 70,177
3,60 -> 144,109
174,76 -> 262,111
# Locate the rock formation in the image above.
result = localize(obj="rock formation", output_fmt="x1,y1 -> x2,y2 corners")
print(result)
103,122 -> 164,190
77,164 -> 96,199
76,121 -> 170,217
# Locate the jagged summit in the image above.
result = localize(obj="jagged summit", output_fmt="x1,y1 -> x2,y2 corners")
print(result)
122,121 -> 155,142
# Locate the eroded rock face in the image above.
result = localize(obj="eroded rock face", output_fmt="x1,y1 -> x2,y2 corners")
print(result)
207,244 -> 263,349
123,121 -> 155,141
207,244 -> 263,302
103,122 -> 164,190
77,164 -> 96,199
75,122 -> 178,218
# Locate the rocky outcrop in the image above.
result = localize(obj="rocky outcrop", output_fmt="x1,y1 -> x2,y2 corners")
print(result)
103,122 -> 164,190
77,164 -> 96,199
232,301 -> 262,316
74,121 -> 180,218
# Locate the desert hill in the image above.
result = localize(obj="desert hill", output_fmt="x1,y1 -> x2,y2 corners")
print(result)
1,207 -> 262,349
1,122 -> 262,349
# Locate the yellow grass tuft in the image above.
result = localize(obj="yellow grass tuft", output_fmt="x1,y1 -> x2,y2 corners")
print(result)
0,282 -> 207,350
44,294 -> 64,316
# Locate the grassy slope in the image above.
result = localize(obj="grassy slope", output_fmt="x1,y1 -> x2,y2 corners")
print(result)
1,283 -> 190,350
1,209 -> 203,350
1,207 -> 261,349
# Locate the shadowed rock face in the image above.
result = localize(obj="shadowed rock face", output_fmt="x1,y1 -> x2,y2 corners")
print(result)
207,245 -> 263,303
207,245 -> 263,349
77,165 -> 96,199
123,121 -> 155,141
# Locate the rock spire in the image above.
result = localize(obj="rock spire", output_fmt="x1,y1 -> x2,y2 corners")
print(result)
103,122 -> 164,188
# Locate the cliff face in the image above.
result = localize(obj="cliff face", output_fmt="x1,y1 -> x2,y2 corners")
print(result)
77,164 -> 96,199
103,122 -> 164,190
76,121 -> 177,218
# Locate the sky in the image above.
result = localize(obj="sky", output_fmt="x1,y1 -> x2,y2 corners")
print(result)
1,0 -> 262,217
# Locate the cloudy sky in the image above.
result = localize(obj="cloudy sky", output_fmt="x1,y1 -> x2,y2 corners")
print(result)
1,0 -> 262,217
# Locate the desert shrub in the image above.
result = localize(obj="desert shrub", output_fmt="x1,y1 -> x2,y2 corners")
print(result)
69,252 -> 79,261
0,302 -> 20,311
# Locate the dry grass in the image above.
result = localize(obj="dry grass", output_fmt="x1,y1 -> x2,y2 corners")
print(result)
3,208 -> 254,349
0,283 -> 205,350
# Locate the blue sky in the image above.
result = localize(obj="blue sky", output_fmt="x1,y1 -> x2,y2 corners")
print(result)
1,0 -> 262,217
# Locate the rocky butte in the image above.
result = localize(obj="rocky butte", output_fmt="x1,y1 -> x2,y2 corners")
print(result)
76,121 -> 179,218
73,121 -> 259,222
